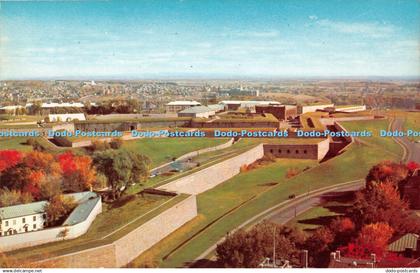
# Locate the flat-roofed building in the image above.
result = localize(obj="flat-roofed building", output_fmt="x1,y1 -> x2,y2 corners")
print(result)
48,113 -> 86,122
178,106 -> 216,118
255,105 -> 298,121
165,101 -> 201,113
298,103 -> 335,114
207,104 -> 225,113
219,100 -> 281,111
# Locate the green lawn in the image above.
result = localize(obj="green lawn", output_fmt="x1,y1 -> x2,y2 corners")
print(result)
130,119 -> 402,268
122,138 -> 228,168
287,206 -> 339,231
403,112 -> 420,141
0,137 -> 62,153
340,119 -> 403,157
8,193 -> 187,261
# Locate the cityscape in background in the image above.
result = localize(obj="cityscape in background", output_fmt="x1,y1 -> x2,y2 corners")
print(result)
0,0 -> 419,270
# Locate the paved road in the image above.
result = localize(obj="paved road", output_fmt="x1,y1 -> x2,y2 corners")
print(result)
267,183 -> 363,225
391,118 -> 420,163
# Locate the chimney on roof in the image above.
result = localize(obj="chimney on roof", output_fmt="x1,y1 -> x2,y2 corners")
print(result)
371,253 -> 376,263
301,250 -> 308,268
330,252 -> 336,261
336,250 -> 341,261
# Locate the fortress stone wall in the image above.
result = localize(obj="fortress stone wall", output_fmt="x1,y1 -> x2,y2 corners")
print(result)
158,144 -> 265,194
263,138 -> 330,161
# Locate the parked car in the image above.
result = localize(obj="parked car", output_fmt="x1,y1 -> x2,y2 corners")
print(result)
288,194 -> 296,199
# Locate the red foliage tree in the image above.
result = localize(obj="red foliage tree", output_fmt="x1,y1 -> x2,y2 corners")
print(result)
0,150 -> 22,172
406,161 -> 420,172
365,161 -> 408,189
57,152 -> 77,174
340,223 -> 394,260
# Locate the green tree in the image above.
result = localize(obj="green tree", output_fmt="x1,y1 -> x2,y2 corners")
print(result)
0,188 -> 33,207
216,221 -> 305,268
93,150 -> 150,200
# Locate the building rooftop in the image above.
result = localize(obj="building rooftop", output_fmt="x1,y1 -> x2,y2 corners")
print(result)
388,233 -> 419,252
41,102 -> 85,108
178,106 -> 214,114
166,101 -> 201,106
0,201 -> 47,220
0,191 -> 97,220
63,196 -> 101,226
219,100 -> 280,105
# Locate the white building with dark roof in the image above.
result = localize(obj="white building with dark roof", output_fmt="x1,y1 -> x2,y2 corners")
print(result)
0,192 -> 100,238
0,201 -> 46,236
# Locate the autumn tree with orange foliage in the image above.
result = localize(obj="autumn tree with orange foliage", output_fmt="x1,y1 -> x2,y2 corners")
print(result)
0,151 -> 63,200
365,160 -> 408,190
349,182 -> 416,234
58,152 -> 96,192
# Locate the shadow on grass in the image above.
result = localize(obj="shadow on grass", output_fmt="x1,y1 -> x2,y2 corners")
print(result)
320,190 -> 356,203
297,215 -> 337,227
324,205 -> 350,214
188,259 -> 222,268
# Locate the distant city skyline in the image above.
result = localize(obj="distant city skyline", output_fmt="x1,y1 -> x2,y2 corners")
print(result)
0,0 -> 419,80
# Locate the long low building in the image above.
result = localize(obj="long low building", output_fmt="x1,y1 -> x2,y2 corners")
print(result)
178,106 -> 216,118
332,105 -> 367,112
165,101 -> 201,113
298,103 -> 335,114
48,113 -> 86,122
219,100 -> 281,111
255,105 -> 298,121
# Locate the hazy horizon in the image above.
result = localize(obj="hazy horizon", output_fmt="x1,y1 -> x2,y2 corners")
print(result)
1,0 -> 419,80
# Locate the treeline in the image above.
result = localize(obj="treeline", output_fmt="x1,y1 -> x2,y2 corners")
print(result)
86,99 -> 141,114
0,147 -> 150,206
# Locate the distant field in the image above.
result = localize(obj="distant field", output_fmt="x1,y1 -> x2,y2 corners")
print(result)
0,137 -> 62,153
0,115 -> 42,123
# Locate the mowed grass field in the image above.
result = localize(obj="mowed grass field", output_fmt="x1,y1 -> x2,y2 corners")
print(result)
340,118 -> 404,157
403,112 -> 420,141
130,119 -> 402,268
122,138 -> 228,168
287,206 -> 340,231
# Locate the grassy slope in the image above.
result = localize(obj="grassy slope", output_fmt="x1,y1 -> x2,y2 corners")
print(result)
122,138 -> 227,168
340,119 -> 403,157
131,119 -> 401,268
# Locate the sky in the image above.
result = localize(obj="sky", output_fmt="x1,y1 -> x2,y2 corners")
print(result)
0,0 -> 419,80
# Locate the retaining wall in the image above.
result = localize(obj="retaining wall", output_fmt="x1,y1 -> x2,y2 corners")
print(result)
158,144 -> 265,194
